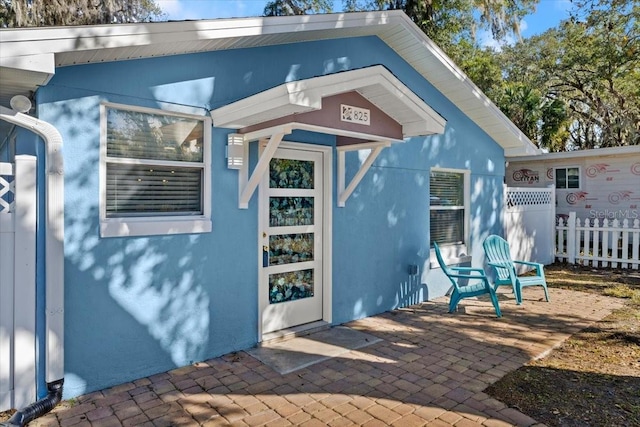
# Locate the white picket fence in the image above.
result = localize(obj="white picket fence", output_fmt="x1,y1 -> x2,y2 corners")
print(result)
556,211 -> 640,269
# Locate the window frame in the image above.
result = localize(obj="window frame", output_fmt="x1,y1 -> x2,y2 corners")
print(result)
429,167 -> 471,266
99,102 -> 212,238
554,166 -> 581,190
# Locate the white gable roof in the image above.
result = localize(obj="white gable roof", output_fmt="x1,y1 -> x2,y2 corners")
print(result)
211,65 -> 447,139
0,11 -> 540,155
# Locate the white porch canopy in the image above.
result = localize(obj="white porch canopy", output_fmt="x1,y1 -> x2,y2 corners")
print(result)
210,65 -> 446,208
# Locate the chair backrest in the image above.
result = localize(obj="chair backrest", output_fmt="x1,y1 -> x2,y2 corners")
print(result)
433,242 -> 459,290
483,235 -> 514,280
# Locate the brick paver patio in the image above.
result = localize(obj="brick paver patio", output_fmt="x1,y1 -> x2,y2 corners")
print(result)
29,287 -> 623,427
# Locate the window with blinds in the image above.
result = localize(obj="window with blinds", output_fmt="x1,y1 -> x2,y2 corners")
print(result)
430,170 -> 466,246
555,167 -> 580,189
104,107 -> 205,218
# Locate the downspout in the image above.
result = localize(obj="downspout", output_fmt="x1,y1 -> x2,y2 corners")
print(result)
0,105 -> 64,426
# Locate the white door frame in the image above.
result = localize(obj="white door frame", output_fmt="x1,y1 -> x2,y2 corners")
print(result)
257,141 -> 332,341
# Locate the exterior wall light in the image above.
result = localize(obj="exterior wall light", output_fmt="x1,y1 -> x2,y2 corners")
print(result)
10,95 -> 32,113
227,133 -> 244,169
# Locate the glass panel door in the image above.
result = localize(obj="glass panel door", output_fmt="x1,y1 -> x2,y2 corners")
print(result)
260,148 -> 323,334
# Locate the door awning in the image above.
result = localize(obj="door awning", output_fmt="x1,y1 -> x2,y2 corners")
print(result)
210,65 -> 446,208
212,65 -> 445,139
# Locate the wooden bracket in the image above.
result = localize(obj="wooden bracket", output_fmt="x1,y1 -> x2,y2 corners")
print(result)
337,141 -> 390,207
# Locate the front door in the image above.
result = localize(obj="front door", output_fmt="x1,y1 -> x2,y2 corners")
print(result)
259,146 -> 324,335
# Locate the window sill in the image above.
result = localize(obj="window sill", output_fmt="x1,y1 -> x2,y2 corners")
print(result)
100,217 -> 212,238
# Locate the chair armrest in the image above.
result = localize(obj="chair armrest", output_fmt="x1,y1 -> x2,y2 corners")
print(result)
513,260 -> 543,268
450,266 -> 486,274
513,260 -> 545,276
447,273 -> 489,281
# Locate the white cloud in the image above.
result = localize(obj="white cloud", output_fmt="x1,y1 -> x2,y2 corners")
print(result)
520,19 -> 528,33
157,0 -> 183,17
478,18 -> 528,50
478,28 -> 516,51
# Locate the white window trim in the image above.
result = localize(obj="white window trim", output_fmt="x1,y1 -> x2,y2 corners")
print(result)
99,102 -> 212,238
429,167 -> 471,268
554,165 -> 581,190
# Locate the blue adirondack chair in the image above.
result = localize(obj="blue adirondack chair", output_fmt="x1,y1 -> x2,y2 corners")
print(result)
433,242 -> 502,317
482,235 -> 550,305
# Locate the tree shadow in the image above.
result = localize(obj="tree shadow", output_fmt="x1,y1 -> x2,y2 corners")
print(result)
45,287 -> 627,426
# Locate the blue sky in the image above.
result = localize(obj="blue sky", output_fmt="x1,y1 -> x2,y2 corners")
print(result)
157,0 -> 574,42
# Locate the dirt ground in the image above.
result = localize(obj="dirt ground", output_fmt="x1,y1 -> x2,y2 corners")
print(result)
3,263 -> 639,426
486,263 -> 640,427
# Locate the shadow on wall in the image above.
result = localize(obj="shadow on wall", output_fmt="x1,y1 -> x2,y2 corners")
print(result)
29,23 -> 516,398
38,92 -> 258,398
398,272 -> 428,307
41,37 -> 357,398
335,122 -> 504,320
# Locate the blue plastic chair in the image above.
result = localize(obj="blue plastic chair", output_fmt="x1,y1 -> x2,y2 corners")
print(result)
482,235 -> 550,305
433,242 -> 502,317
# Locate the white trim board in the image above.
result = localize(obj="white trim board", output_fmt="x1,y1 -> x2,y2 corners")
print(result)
0,11 -> 539,156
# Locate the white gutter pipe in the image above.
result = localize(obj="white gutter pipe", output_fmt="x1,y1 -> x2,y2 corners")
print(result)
0,105 -> 64,383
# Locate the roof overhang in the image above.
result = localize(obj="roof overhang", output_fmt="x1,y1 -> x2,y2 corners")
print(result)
0,53 -> 55,101
0,10 -> 540,154
214,65 -> 446,209
211,65 -> 446,142
507,145 -> 640,161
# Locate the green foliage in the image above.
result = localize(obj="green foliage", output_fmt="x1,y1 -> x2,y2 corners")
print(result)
265,1 -> 534,50
341,0 -> 535,50
498,0 -> 639,149
3,0 -> 636,153
340,0 -> 638,151
451,41 -> 503,96
264,0 -> 333,16
0,0 -> 165,27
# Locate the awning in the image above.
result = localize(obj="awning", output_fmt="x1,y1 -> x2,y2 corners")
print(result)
210,65 -> 446,208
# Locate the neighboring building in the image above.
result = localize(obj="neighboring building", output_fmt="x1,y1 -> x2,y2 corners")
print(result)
506,146 -> 640,222
0,11 -> 539,407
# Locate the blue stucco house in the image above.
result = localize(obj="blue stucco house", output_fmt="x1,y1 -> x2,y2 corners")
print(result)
0,10 -> 539,417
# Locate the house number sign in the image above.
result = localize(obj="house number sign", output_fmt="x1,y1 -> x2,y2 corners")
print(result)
341,104 -> 370,126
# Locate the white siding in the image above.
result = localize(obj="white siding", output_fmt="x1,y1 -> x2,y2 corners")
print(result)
507,152 -> 640,222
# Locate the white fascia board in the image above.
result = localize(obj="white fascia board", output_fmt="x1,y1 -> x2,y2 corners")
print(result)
403,120 -> 444,137
239,122 -> 404,145
0,53 -> 55,76
371,69 -> 447,134
504,144 -> 542,157
301,65 -> 446,131
211,85 -> 321,128
212,65 -> 446,136
0,12 -> 394,60
507,144 -> 640,161
240,124 -> 294,143
388,13 -> 538,153
0,10 -> 531,153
